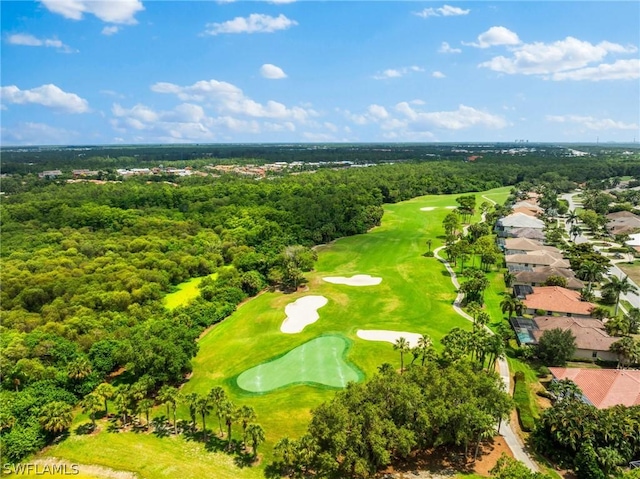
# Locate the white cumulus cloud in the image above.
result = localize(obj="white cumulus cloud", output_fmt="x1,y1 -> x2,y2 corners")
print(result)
101,26 -> 120,35
151,79 -> 315,122
205,13 -> 297,35
40,0 -> 144,24
546,115 -> 638,130
551,59 -> 640,81
414,5 -> 470,18
465,26 -> 520,48
0,84 -> 89,113
373,65 -> 423,80
260,63 -> 287,79
432,71 -> 446,78
344,102 -> 506,135
7,33 -> 74,52
395,103 -> 507,130
438,41 -> 461,54
480,37 -> 636,76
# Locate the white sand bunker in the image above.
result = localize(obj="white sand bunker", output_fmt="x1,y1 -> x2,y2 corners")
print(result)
357,330 -> 422,347
281,296 -> 328,334
445,206 -> 457,209
420,207 -> 436,211
323,274 -> 382,286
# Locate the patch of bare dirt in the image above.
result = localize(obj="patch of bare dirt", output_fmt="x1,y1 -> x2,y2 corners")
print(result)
379,436 -> 513,478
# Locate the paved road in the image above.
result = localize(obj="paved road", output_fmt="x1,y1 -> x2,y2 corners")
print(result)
561,191 -> 640,309
560,192 -> 589,244
434,244 -> 539,471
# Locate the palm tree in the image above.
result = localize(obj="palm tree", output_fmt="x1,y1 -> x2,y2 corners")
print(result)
503,271 -> 515,288
417,334 -> 432,366
566,210 -> 578,226
246,423 -> 266,459
590,306 -> 610,321
208,386 -> 227,436
603,275 -> 638,316
610,336 -> 639,369
157,385 -> 179,434
39,401 -> 73,435
80,392 -> 102,430
485,334 -> 505,371
94,383 -> 115,417
114,386 -> 132,428
426,239 -> 433,253
195,395 -> 213,442
628,307 -> 640,334
569,224 -> 582,242
221,400 -> 238,449
238,405 -> 256,448
67,356 -> 92,381
138,398 -> 154,429
500,295 -> 524,319
578,261 -> 606,294
393,337 -> 410,373
184,392 -> 199,431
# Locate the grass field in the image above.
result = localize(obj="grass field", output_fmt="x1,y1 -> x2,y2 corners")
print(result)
32,187 -> 512,478
236,334 -> 362,392
163,272 -> 218,310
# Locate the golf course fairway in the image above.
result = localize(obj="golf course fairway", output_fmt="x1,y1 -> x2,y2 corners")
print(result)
35,187 -> 511,479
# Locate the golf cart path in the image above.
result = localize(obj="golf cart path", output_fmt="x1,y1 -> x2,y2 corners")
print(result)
433,196 -> 540,471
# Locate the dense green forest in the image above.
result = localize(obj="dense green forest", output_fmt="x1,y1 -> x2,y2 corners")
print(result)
1,147 -> 640,463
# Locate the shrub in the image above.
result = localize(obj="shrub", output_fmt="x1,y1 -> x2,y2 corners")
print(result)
423,251 -> 434,257
513,372 -> 535,432
537,365 -> 551,378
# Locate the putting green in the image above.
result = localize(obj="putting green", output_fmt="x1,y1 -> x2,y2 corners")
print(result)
236,335 -> 362,393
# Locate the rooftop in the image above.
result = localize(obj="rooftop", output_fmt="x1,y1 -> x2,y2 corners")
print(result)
523,286 -> 596,315
549,368 -> 640,408
498,213 -> 545,229
533,316 -> 616,352
506,251 -> 570,269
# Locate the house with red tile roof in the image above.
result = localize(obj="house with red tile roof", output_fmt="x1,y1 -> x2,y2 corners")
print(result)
522,286 -> 596,318
549,367 -> 640,408
532,316 -> 617,362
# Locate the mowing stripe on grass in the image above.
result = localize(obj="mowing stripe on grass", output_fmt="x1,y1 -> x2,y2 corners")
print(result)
236,335 -> 362,393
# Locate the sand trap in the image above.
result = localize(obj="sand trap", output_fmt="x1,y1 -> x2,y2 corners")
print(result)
445,206 -> 457,209
281,295 -> 328,333
323,274 -> 382,286
420,207 -> 436,211
356,329 -> 422,348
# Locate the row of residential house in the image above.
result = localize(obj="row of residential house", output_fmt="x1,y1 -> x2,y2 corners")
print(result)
494,193 -> 640,408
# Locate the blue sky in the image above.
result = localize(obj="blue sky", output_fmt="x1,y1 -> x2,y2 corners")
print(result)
1,1 -> 639,145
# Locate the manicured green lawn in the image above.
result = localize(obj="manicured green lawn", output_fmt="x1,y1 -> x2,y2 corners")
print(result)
37,430 -> 263,479
163,272 -> 218,310
616,261 -> 640,285
236,334 -> 362,392
36,186 -> 512,478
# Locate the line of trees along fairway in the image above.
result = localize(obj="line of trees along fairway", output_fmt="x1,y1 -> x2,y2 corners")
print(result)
1,154 -> 639,462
